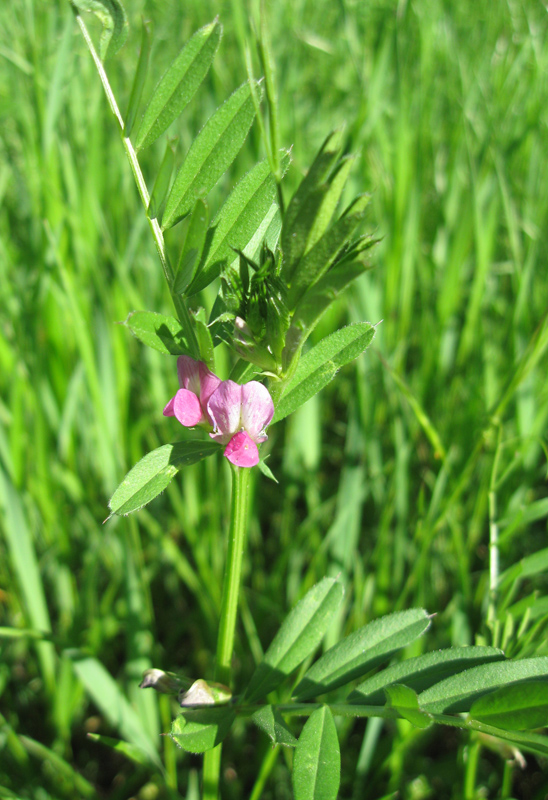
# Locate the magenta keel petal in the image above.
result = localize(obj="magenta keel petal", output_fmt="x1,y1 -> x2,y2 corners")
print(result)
224,432 -> 259,468
173,388 -> 203,426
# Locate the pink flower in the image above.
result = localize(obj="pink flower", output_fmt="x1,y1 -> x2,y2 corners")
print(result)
164,358 -> 274,468
163,356 -> 221,427
208,380 -> 274,468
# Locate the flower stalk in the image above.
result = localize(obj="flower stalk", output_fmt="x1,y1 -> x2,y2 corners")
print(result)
203,464 -> 252,800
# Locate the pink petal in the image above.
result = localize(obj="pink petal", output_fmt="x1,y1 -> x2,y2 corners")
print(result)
198,363 -> 222,421
207,380 -> 243,443
163,396 -> 176,416
224,432 -> 259,468
177,356 -> 202,394
240,382 -> 274,443
173,388 -> 203,427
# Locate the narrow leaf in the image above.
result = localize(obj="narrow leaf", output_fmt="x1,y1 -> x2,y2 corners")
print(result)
188,153 -> 289,295
293,706 -> 340,800
162,81 -> 261,230
287,195 -> 371,308
293,609 -> 431,701
418,657 -> 548,714
292,257 -> 375,336
274,322 -> 376,423
469,681 -> 548,730
252,705 -> 297,747
123,19 -> 151,137
244,577 -> 344,703
498,546 -> 548,589
73,0 -> 128,61
108,441 -> 219,516
147,139 -> 177,219
174,199 -> 209,294
0,469 -> 55,693
135,20 -> 222,150
123,310 -> 191,355
385,685 -> 432,729
69,655 -> 161,767
282,129 -> 345,272
170,707 -> 235,753
87,733 -> 151,765
349,646 -> 505,705
193,307 -> 214,368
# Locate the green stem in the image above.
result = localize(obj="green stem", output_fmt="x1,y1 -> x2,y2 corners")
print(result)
203,465 -> 252,800
73,10 -> 200,358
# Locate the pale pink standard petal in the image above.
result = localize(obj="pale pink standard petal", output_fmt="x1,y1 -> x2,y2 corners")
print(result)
224,432 -> 259,467
177,356 -> 202,394
173,388 -> 203,427
240,382 -> 274,443
163,396 -> 176,416
208,381 -> 243,443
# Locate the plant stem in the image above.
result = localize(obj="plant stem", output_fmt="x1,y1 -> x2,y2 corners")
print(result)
73,10 -> 200,358
203,465 -> 252,800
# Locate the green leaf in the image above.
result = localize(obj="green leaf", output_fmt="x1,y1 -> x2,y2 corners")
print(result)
147,138 -> 177,219
123,310 -> 191,355
69,654 -> 161,767
251,705 -> 297,747
193,307 -> 214,368
385,685 -> 433,729
72,0 -> 128,61
292,256 -> 375,336
188,153 -> 289,295
108,441 -> 219,516
170,707 -> 235,753
174,199 -> 209,294
418,657 -> 548,714
244,577 -> 344,703
469,681 -> 548,730
293,609 -> 431,701
162,81 -> 261,230
123,19 -> 151,137
293,706 -> 340,800
87,733 -> 151,765
282,129 -> 345,275
349,646 -> 505,705
287,195 -> 371,308
498,546 -> 548,589
274,322 -> 376,423
134,20 -> 221,151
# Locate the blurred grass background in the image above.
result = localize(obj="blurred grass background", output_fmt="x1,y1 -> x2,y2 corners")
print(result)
1,0 -> 548,797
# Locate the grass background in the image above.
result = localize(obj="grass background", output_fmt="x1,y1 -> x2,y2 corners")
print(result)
1,0 -> 548,797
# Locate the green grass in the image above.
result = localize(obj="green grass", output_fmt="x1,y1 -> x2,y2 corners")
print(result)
1,0 -> 548,798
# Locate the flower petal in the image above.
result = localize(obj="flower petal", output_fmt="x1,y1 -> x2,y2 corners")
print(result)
163,396 -> 176,416
173,388 -> 203,427
198,362 -> 222,421
224,431 -> 259,467
207,380 -> 243,443
240,382 -> 274,442
177,356 -> 202,394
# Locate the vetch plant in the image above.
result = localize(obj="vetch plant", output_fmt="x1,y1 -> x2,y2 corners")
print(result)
70,1 -> 548,798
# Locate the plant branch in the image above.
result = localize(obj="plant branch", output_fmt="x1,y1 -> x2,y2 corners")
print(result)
73,9 -> 200,358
